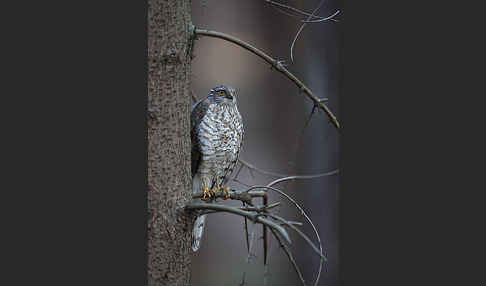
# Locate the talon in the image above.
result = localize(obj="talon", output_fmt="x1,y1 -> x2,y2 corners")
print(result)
224,187 -> 230,200
215,178 -> 223,192
202,182 -> 211,201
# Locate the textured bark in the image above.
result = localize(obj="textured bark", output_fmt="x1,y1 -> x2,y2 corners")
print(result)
148,1 -> 193,285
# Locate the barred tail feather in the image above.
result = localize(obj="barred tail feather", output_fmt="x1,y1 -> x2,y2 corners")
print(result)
192,214 -> 206,252
192,172 -> 206,252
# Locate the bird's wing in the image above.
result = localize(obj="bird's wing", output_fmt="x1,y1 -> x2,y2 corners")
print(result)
191,96 -> 210,178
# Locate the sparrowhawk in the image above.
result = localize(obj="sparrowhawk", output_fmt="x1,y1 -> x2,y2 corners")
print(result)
191,85 -> 244,252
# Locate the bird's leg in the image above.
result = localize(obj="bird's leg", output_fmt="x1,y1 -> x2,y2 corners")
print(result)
210,187 -> 217,197
202,181 -> 211,201
214,178 -> 230,200
213,178 -> 222,198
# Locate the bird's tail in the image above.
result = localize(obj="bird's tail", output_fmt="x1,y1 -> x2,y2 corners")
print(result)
192,173 -> 206,252
192,214 -> 206,252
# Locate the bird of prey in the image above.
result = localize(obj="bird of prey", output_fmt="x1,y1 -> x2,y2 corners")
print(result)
191,85 -> 244,252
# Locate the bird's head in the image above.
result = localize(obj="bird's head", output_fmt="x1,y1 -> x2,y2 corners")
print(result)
208,85 -> 238,105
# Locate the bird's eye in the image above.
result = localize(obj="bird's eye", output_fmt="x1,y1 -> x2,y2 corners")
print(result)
217,91 -> 225,96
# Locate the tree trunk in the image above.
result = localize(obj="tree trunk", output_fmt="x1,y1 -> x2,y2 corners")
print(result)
148,1 -> 193,285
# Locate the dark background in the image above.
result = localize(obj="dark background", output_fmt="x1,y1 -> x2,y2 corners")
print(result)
1,1 -> 477,285
190,1 -> 340,285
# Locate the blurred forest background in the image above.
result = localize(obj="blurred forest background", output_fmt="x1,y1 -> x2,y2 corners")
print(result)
189,1 -> 341,285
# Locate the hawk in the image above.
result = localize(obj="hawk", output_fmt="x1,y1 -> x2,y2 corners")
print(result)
191,85 -> 244,252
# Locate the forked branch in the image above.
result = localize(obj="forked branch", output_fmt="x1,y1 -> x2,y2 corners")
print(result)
185,202 -> 291,244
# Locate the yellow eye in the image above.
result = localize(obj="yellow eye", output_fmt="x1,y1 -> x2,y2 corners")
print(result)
217,91 -> 225,96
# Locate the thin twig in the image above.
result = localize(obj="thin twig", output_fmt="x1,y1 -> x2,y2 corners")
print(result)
233,162 -> 245,181
265,213 -> 325,259
246,220 -> 258,263
233,178 -> 253,188
193,28 -> 340,130
245,185 -> 325,286
239,158 -> 339,179
243,202 -> 250,253
267,169 -> 340,188
265,0 -> 335,22
185,202 -> 291,244
268,227 -> 306,286
290,0 -> 325,63
271,5 -> 306,19
239,159 -> 292,177
283,221 -> 304,226
263,194 -> 268,265
239,272 -> 247,286
302,10 -> 340,23
241,202 -> 281,212
302,104 -> 318,133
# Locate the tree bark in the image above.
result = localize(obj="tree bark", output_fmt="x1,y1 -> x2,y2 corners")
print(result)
148,1 -> 193,285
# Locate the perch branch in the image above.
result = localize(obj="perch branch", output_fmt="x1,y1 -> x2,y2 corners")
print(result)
193,28 -> 340,130
192,189 -> 266,205
185,202 -> 291,244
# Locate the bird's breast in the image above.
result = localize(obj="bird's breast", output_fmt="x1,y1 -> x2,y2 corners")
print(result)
197,104 -> 243,157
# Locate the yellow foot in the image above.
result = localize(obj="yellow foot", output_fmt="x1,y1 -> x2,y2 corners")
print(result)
213,179 -> 224,199
223,187 -> 230,200
202,183 -> 211,201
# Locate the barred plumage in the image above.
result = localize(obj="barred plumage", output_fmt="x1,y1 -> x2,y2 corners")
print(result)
191,85 -> 244,252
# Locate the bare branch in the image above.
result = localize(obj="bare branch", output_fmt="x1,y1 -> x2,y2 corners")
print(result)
239,158 -> 338,180
192,189 -> 266,205
193,28 -> 340,130
232,162 -> 245,181
302,10 -> 341,23
290,0 -> 325,63
263,194 -> 268,265
270,5 -> 306,20
246,185 -> 325,286
239,159 -> 292,177
233,178 -> 253,188
246,220 -> 258,264
185,202 -> 292,244
301,104 -> 318,135
243,202 -> 250,253
268,227 -> 306,286
265,0 -> 338,22
265,213 -> 325,260
241,202 -> 281,212
267,169 -> 340,188
282,221 -> 304,226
